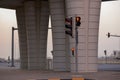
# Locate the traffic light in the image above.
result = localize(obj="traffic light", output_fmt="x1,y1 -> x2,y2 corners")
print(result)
65,17 -> 72,37
71,48 -> 75,56
76,17 -> 81,26
108,32 -> 110,38
113,51 -> 116,56
104,50 -> 107,55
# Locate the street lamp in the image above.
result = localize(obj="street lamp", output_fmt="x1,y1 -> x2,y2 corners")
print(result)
11,27 -> 18,67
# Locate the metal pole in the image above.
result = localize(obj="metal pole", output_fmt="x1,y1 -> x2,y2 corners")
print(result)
104,50 -> 107,64
110,35 -> 120,37
106,54 -> 107,64
11,27 -> 15,67
75,26 -> 78,72
11,27 -> 18,67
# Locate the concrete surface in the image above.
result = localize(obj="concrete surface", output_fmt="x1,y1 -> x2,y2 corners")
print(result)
0,63 -> 120,80
0,68 -> 120,80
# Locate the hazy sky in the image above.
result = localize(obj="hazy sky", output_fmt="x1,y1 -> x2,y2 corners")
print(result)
0,0 -> 120,59
0,8 -> 18,59
99,0 -> 120,57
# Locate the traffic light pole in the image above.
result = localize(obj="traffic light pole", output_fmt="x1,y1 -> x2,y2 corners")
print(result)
109,35 -> 120,37
11,27 -> 18,67
107,32 -> 120,38
107,32 -> 120,54
74,16 -> 81,73
75,26 -> 78,73
104,50 -> 107,64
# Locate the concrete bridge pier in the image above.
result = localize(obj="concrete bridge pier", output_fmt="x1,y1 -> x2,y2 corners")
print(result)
11,0 -> 101,72
65,0 -> 101,72
16,0 -> 49,70
16,6 -> 28,69
49,0 -> 70,71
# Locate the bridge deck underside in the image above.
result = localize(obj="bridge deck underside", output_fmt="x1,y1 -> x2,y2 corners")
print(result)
0,0 -> 116,9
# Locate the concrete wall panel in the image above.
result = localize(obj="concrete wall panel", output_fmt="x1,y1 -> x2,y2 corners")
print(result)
88,50 -> 98,57
65,0 -> 101,72
53,45 -> 65,51
16,7 -> 28,69
53,51 -> 66,57
49,0 -> 70,71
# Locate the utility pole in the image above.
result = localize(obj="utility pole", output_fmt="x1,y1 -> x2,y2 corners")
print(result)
11,27 -> 18,67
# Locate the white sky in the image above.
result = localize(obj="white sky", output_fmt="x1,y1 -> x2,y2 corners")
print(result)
99,0 -> 120,57
0,8 -> 18,59
0,0 -> 120,59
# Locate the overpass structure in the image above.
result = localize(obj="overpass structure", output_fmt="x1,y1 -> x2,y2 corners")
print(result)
0,0 -> 116,73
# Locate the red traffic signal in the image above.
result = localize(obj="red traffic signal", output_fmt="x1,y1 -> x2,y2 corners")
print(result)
76,17 -> 81,26
108,32 -> 110,38
71,48 -> 75,56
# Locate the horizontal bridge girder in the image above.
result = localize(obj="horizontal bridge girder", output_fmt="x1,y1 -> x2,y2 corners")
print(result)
0,0 -> 117,9
102,0 -> 117,1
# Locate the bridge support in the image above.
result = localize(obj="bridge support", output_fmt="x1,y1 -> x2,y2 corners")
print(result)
16,0 -> 49,70
49,0 -> 70,71
15,0 -> 101,72
65,0 -> 101,72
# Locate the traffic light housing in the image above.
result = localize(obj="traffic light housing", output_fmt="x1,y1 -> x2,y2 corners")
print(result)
76,17 -> 81,26
113,51 -> 116,56
104,50 -> 107,55
65,17 -> 73,37
108,32 -> 110,38
71,48 -> 75,56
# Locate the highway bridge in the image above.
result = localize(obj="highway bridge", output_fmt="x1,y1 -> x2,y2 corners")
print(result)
0,0 -> 117,73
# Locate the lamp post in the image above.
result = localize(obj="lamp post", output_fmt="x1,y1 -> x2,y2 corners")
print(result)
11,27 -> 18,67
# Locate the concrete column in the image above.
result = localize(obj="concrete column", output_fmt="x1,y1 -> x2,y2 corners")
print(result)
36,0 -> 49,70
16,0 -> 49,70
49,0 -> 69,71
65,0 -> 101,72
24,1 -> 39,70
16,7 -> 28,69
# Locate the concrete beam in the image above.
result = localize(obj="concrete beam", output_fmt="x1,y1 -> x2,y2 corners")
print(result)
0,0 -> 117,9
102,0 -> 116,1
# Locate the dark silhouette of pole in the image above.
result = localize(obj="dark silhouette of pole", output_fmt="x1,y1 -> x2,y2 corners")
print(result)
11,27 -> 18,67
104,50 -> 107,64
75,26 -> 78,72
75,16 -> 81,72
107,32 -> 120,38
107,32 -> 120,58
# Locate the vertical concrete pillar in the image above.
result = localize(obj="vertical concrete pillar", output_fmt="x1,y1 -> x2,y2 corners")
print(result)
65,0 -> 101,72
86,0 -> 101,72
49,0 -> 70,71
16,7 -> 28,69
16,0 -> 49,70
24,1 -> 39,70
36,0 -> 49,70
